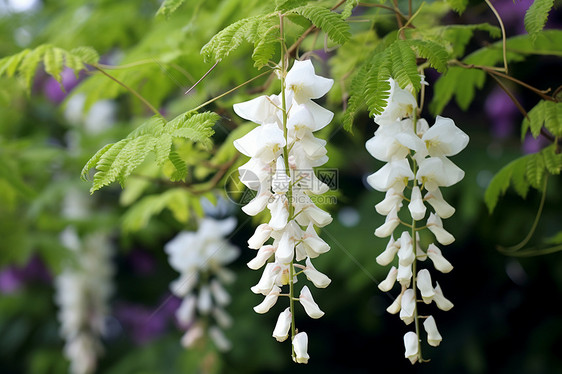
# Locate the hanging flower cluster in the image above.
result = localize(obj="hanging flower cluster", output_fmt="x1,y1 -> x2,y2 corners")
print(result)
233,59 -> 334,363
165,217 -> 239,352
56,227 -> 113,374
366,78 -> 469,363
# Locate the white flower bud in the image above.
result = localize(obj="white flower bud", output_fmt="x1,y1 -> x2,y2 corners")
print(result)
408,186 -> 426,221
423,315 -> 442,347
247,245 -> 275,270
292,331 -> 310,364
416,269 -> 435,304
303,257 -> 331,288
197,285 -> 212,314
399,289 -> 415,325
209,325 -> 232,352
433,282 -> 454,311
210,279 -> 230,306
427,213 -> 455,245
424,187 -> 455,219
386,292 -> 402,314
253,286 -> 281,314
376,236 -> 399,266
375,207 -> 400,238
212,307 -> 233,329
375,188 -> 403,216
248,224 -> 273,249
251,263 -> 282,295
299,285 -> 324,319
272,308 -> 292,342
398,231 -> 415,267
267,194 -> 289,231
181,323 -> 204,348
403,331 -> 419,364
427,244 -> 453,273
176,294 -> 196,326
378,266 -> 397,292
275,231 -> 295,264
397,263 -> 412,287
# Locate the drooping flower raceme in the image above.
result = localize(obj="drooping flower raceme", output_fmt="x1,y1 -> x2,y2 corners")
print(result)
55,191 -> 114,374
366,78 -> 468,364
165,217 -> 239,352
233,59 -> 333,363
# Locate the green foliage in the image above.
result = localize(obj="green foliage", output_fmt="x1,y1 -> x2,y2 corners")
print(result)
341,0 -> 359,20
524,0 -> 555,38
156,0 -> 186,17
275,0 -> 309,11
292,4 -> 351,45
0,44 -> 99,91
82,112 -> 218,193
446,0 -> 468,14
522,100 -> 562,139
485,145 -> 562,212
407,40 -> 449,73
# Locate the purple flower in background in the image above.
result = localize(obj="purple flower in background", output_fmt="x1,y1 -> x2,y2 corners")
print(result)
522,133 -> 549,154
485,87 -> 519,139
115,295 -> 180,345
43,68 -> 85,103
0,256 -> 51,293
493,0 -> 534,35
127,249 -> 157,276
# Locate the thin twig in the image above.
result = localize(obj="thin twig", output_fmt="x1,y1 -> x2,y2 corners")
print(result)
185,60 -> 220,95
484,0 -> 508,74
91,64 -> 163,117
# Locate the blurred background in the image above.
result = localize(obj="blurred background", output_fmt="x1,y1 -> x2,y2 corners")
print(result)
1,0 -> 562,373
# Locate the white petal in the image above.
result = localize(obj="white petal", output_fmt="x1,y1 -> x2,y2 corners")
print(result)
292,331 -> 310,364
181,323 -> 204,348
267,194 -> 289,230
424,187 -> 455,219
299,285 -> 324,319
209,325 -> 232,352
378,266 -> 397,292
299,223 -> 330,258
433,282 -> 454,311
386,292 -> 402,314
197,285 -> 212,314
417,156 -> 465,190
212,307 -> 233,329
416,269 -> 435,304
303,257 -> 331,288
403,331 -> 419,364
427,244 -> 453,273
233,94 -> 281,125
375,188 -> 404,216
253,286 -> 281,313
210,279 -> 231,306
247,245 -> 275,270
397,263 -> 413,287
248,224 -> 273,249
398,231 -> 415,266
242,192 -> 271,216
427,213 -> 455,245
400,288 -> 415,325
422,116 -> 469,157
374,207 -> 400,238
376,236 -> 399,266
176,295 -> 196,326
272,308 -> 292,342
408,186 -> 426,221
251,263 -> 281,295
367,159 -> 414,192
286,59 -> 333,102
275,231 -> 295,264
423,315 -> 442,347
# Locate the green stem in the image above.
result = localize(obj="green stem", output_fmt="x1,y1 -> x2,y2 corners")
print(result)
91,64 -> 163,117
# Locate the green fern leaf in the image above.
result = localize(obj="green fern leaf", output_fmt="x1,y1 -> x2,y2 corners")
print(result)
341,0 -> 358,20
252,19 -> 280,69
168,151 -> 188,182
201,16 -> 261,63
0,49 -> 30,78
524,0 -> 554,37
292,5 -> 351,44
446,0 -> 468,14
408,39 -> 449,73
526,152 -> 546,189
511,157 -> 530,198
275,0 -> 309,11
18,45 -> 48,91
484,160 -> 515,213
155,133 -> 173,166
156,0 -> 186,17
544,101 -> 562,137
44,47 -> 65,84
63,50 -> 85,76
81,143 -> 114,181
522,100 -> 547,139
69,47 -> 99,65
365,63 -> 392,117
541,145 -> 562,175
389,40 -> 420,93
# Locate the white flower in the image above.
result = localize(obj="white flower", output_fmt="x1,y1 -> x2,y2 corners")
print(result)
209,325 -> 232,352
378,266 -> 398,292
299,285 -> 324,319
427,213 -> 455,245
267,194 -> 289,230
399,288 -> 415,325
424,187 -> 455,219
427,244 -> 453,273
212,307 -> 233,329
293,190 -> 333,227
422,116 -> 469,157
403,331 -> 419,364
197,285 -> 212,314
375,78 -> 417,126
397,263 -> 413,287
375,188 -> 404,216
408,186 -> 426,221
416,269 -> 435,304
176,295 -> 196,326
376,236 -> 399,266
367,159 -> 414,192
417,156 -> 465,191
234,123 -> 286,163
386,292 -> 402,314
296,223 -> 330,260
398,231 -> 415,267
210,279 -> 231,306
374,206 -> 400,238
248,223 -> 273,249
292,332 -> 310,364
303,257 -> 331,288
254,286 -> 281,314
285,59 -> 333,103
423,316 -> 442,347
433,282 -> 454,311
233,94 -> 282,125
181,323 -> 204,348
251,263 -> 282,295
247,245 -> 275,270
272,308 -> 292,342
365,119 -> 425,162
